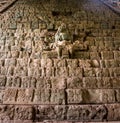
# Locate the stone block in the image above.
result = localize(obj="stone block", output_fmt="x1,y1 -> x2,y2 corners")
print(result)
29,59 -> 41,68
45,67 -> 55,77
107,104 -> 120,121
14,106 -> 33,120
0,76 -> 6,87
31,21 -> 39,29
33,89 -> 50,104
28,67 -> 41,76
68,67 -> 82,77
115,89 -> 120,102
66,59 -> 79,68
21,77 -> 31,88
0,89 -> 4,103
74,52 -> 90,59
14,67 -> 28,76
6,77 -> 13,87
36,105 -> 66,121
109,68 -> 120,77
83,89 -> 101,103
5,59 -> 17,67
41,51 -> 57,59
112,78 -> 120,88
5,66 -> 14,76
104,60 -> 118,68
6,76 -> 21,88
41,59 -> 53,68
114,51 -> 120,60
66,89 -> 83,104
83,77 -> 98,88
67,77 -> 83,88
0,52 -> 6,59
67,105 -> 107,121
101,77 -> 112,88
0,60 -> 4,67
83,68 -> 95,77
17,89 -> 34,103
9,22 -> 17,30
0,105 -> 14,120
11,51 -> 19,58
51,77 -> 66,89
36,77 -> 51,89
55,67 -> 68,77
3,88 -> 17,103
79,60 -> 91,68
104,41 -> 114,50
101,68 -> 110,77
90,52 -> 100,60
17,59 -> 28,67
101,51 -> 114,60
100,89 -> 115,103
50,89 -> 65,104
13,77 -> 21,87
54,59 -> 67,67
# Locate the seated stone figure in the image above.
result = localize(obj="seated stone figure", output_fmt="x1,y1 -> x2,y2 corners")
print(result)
54,23 -> 73,58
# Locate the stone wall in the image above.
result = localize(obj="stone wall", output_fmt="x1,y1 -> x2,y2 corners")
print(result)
0,0 -> 120,122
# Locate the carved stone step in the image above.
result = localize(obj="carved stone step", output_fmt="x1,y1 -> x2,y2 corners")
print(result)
0,104 -> 119,121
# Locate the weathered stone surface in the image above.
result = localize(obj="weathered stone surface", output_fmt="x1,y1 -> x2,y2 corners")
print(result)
17,89 -> 34,103
3,88 -> 17,103
35,105 -> 66,121
55,67 -> 68,77
0,76 -> 6,87
79,60 -> 91,68
34,89 -> 50,104
0,105 -> 14,121
0,89 -> 4,103
14,106 -> 33,120
101,51 -> 114,60
68,67 -> 82,77
0,0 -> 120,121
107,104 -> 120,121
50,89 -> 65,104
36,77 -> 51,89
66,59 -> 79,68
51,77 -> 66,89
67,105 -> 108,121
67,89 -> 83,104
67,77 -> 83,88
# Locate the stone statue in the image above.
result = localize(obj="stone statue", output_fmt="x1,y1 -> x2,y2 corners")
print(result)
54,23 -> 73,58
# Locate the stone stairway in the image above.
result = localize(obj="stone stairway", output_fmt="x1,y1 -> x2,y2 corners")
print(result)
0,0 -> 120,122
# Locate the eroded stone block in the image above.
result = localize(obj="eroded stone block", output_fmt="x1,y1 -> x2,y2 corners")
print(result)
67,77 -> 83,88
68,67 -> 82,77
3,88 -> 17,103
67,105 -> 107,121
101,51 -> 114,60
50,89 -> 65,104
51,77 -> 66,89
36,77 -> 51,89
66,89 -> 83,104
0,105 -> 14,120
33,89 -> 50,104
36,105 -> 66,121
0,76 -> 6,87
55,67 -> 68,77
14,106 -> 33,120
17,89 -> 34,103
